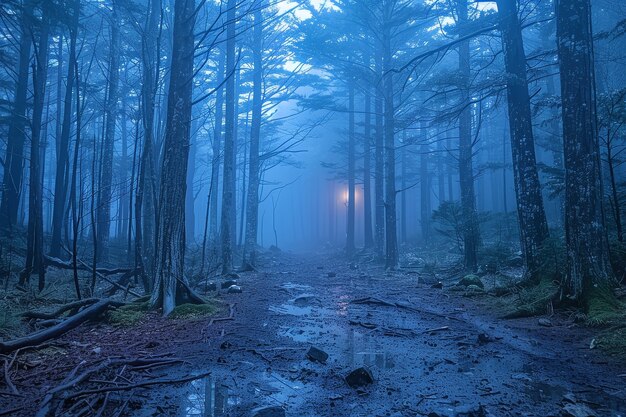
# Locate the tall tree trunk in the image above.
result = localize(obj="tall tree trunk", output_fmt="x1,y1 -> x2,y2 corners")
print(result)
457,0 -> 479,271
347,81 -> 356,256
97,0 -> 121,261
374,44 -> 385,260
1,2 -> 32,230
496,0 -> 549,282
420,141 -> 431,241
20,4 -> 50,289
363,77 -> 374,248
210,47 -> 225,241
383,0 -> 398,269
557,0 -> 613,302
136,0 -> 160,289
242,5 -> 263,268
221,0 -> 237,274
50,0 -> 79,257
150,0 -> 196,315
185,122 -> 197,244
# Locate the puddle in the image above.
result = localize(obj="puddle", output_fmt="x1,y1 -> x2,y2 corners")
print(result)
269,304 -> 313,316
182,369 -> 307,416
183,376 -> 242,417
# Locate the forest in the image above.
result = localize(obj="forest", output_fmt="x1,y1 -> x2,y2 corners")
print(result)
0,0 -> 625,416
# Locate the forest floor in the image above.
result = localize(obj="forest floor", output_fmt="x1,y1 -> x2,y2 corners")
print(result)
1,249 -> 626,417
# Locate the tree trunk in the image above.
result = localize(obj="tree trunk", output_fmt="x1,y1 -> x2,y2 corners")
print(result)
347,81 -> 356,256
0,2 -> 32,230
97,0 -> 121,261
383,0 -> 398,269
210,47 -> 225,242
363,75 -> 374,248
150,0 -> 196,316
556,0 -> 613,302
221,0 -> 237,274
135,0 -> 160,289
457,0 -> 479,271
496,0 -> 549,282
374,43 -> 385,260
50,0 -> 79,257
20,4 -> 50,290
420,141 -> 431,241
242,5 -> 263,268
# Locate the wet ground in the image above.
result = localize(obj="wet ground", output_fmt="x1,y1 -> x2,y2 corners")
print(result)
3,251 -> 626,416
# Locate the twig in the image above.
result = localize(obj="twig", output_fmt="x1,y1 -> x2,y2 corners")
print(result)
209,303 -> 235,326
66,371 -> 212,400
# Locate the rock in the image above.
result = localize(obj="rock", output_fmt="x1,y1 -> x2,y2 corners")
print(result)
226,272 -> 240,279
227,285 -> 242,294
306,346 -> 329,363
562,403 -> 597,417
538,318 -> 553,327
477,333 -> 493,345
221,280 -> 238,289
464,284 -> 484,294
458,274 -> 484,289
345,367 -> 374,388
349,263 -> 358,270
428,405 -> 488,417
431,281 -> 444,289
252,406 -> 286,417
328,272 -> 337,278
205,282 -> 217,291
220,341 -> 232,349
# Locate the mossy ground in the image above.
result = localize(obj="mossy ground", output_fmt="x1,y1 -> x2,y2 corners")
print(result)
107,301 -> 151,326
488,279 -> 559,319
169,302 -> 219,319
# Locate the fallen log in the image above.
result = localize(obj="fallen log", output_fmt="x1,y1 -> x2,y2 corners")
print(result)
0,299 -> 125,354
44,255 -> 134,276
21,298 -> 99,320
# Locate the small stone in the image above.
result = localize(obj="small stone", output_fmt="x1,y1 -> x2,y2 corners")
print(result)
345,367 -> 374,388
562,403 -> 597,417
477,333 -> 493,345
538,318 -> 553,327
431,282 -> 443,289
252,406 -> 286,417
221,280 -> 238,289
227,285 -> 242,294
306,346 -> 329,363
206,282 -> 217,291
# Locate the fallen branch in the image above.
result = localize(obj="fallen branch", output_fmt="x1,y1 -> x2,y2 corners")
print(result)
0,299 -> 125,354
22,299 -> 99,320
65,371 -> 212,400
44,255 -> 134,276
209,303 -> 235,326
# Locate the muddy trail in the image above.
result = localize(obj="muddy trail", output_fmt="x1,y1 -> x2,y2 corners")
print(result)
3,252 -> 626,417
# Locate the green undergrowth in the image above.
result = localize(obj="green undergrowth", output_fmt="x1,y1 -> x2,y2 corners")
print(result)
594,326 -> 626,358
169,302 -> 219,319
496,279 -> 559,319
107,301 -> 150,326
586,288 -> 626,327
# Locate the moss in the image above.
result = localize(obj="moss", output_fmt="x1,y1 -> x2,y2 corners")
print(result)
501,279 -> 559,319
107,301 -> 150,326
458,274 -> 484,289
169,302 -> 218,319
586,288 -> 625,327
595,326 -> 626,358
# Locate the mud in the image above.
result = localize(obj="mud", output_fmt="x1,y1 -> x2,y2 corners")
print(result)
2,251 -> 625,416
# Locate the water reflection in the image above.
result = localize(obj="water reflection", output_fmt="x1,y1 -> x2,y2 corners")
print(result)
184,376 -> 241,417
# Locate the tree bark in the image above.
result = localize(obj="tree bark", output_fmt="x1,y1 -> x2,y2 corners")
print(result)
0,1 -> 32,230
496,0 -> 549,282
20,3 -> 50,290
457,0 -> 479,271
383,0 -> 398,269
150,0 -> 196,315
242,5 -> 263,268
209,47 -> 225,242
347,81 -> 356,256
50,0 -> 79,258
97,0 -> 121,261
374,45 -> 385,259
556,0 -> 613,302
221,0 -> 237,274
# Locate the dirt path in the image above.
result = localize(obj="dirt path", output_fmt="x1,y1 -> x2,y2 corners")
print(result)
3,251 -> 626,416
